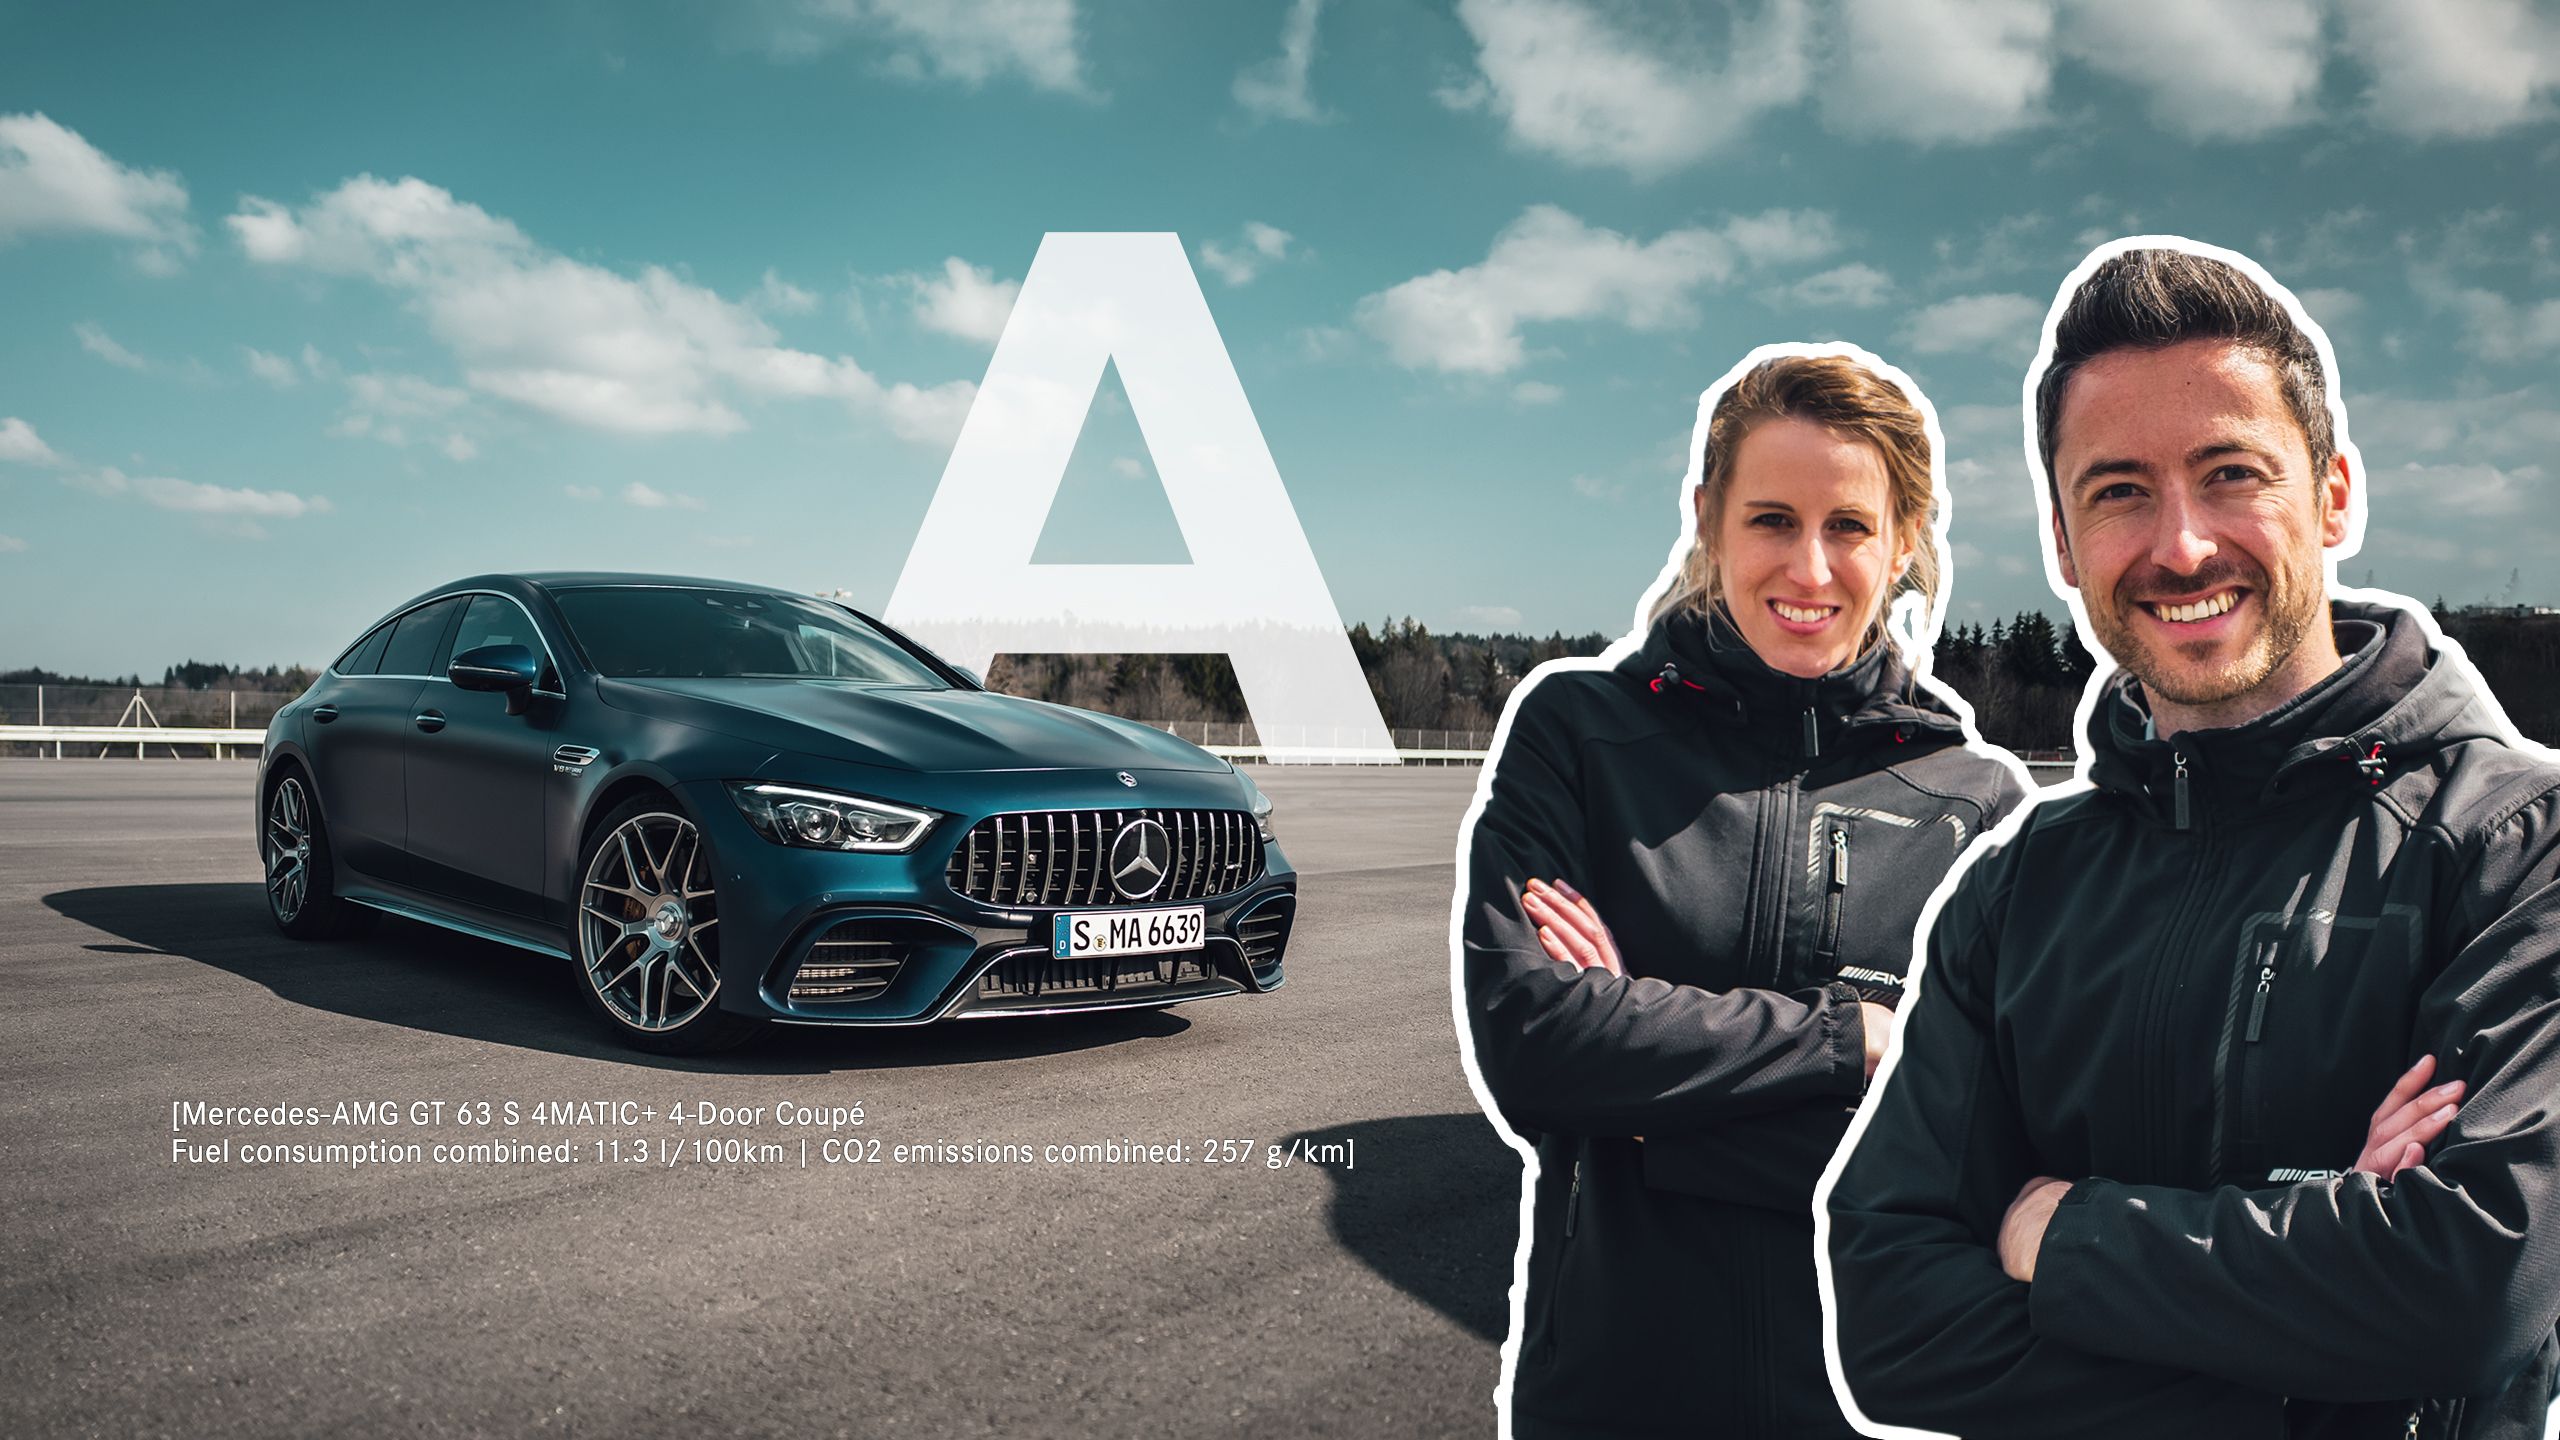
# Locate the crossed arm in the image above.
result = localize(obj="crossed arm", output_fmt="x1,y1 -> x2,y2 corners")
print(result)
1828,809 -> 2560,1434
1460,688 -> 1875,1142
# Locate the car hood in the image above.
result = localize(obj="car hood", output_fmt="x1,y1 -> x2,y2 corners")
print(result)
596,678 -> 1232,774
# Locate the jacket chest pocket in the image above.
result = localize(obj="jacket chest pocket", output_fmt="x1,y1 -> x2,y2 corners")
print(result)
1787,803 -> 1971,999
2220,903 -> 2430,1179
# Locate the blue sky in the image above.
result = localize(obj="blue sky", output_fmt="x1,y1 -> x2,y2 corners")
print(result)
3,0 -> 2556,675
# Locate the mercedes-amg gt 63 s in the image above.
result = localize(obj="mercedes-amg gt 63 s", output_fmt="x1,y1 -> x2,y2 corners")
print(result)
257,573 -> 1295,1053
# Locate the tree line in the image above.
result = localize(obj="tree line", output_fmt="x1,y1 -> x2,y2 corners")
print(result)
991,606 -> 2560,751
10,605 -> 2552,750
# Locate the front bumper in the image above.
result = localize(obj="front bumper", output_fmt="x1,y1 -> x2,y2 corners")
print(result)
674,775 -> 1297,1026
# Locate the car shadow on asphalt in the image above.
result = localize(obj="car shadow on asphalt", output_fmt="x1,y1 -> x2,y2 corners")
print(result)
1285,1111 -> 1519,1345
45,882 -> 1195,1074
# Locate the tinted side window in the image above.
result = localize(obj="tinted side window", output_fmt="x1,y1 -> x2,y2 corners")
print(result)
379,598 -> 463,677
450,596 -> 527,657
336,623 -> 395,676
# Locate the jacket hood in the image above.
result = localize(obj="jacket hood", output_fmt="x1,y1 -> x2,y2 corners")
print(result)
1620,603 -> 1966,758
596,678 -> 1231,774
2086,597 -> 2496,806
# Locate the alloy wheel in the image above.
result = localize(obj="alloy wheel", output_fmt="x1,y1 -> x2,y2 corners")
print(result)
579,811 -> 721,1031
265,777 -> 314,923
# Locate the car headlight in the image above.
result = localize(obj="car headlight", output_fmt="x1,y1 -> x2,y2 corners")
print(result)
726,782 -> 939,853
1237,770 -> 1276,843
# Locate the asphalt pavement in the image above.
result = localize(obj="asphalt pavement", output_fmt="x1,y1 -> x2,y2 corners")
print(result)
0,760 -> 1516,1439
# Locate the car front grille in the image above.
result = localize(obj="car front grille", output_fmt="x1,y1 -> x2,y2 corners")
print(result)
945,809 -> 1263,907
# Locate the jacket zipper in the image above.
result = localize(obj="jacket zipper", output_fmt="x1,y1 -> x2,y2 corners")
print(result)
2137,747 -> 2215,1179
2243,938 -> 2279,1042
1564,1154 -> 1581,1237
1744,772 -> 1799,989
1817,825 -> 1849,960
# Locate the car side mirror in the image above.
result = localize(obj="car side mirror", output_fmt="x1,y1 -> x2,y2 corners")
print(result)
450,643 -> 541,715
954,665 -> 983,689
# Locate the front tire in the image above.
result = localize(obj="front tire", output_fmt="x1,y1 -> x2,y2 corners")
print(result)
573,795 -> 760,1055
263,767 -> 364,939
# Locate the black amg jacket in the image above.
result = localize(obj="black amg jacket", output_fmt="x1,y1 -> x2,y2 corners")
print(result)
1462,606 -> 2023,1438
1827,600 -> 2560,1439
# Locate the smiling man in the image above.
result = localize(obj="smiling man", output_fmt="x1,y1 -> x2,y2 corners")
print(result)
1822,245 -> 2560,1439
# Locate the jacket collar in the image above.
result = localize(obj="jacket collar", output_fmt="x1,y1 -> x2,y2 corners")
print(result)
2085,598 -> 2484,816
1620,602 -> 1962,759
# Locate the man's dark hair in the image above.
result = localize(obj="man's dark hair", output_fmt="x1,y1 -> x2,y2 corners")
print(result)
2036,248 -> 2335,517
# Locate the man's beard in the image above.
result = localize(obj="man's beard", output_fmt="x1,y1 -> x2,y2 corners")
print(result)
2087,547 -> 2326,710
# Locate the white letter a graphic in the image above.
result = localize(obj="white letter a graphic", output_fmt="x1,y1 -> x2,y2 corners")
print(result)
886,232 -> 1395,764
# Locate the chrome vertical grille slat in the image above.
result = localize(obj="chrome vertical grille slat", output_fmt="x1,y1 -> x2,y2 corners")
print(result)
943,806 -> 1264,906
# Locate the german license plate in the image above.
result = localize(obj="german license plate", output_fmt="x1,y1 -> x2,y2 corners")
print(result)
1053,906 -> 1205,959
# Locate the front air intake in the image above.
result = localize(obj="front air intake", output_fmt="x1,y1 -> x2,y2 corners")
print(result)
786,920 -> 909,1004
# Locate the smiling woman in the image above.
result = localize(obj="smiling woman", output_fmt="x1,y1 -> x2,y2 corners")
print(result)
1457,349 -> 2026,1439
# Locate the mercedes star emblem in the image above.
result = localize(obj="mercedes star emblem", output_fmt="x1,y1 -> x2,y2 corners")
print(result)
1108,819 -> 1172,899
1117,771 -> 1139,788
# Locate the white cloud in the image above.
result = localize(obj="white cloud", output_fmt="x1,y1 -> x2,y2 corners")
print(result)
2340,0 -> 2560,139
1825,0 -> 2053,144
243,347 -> 299,388
1198,221 -> 1296,286
1932,211 -> 2051,284
78,465 -> 329,533
2296,288 -> 2364,326
1567,472 -> 1624,501
1900,292 -> 2046,358
760,0 -> 1092,96
905,255 -> 1020,343
1455,604 -> 1524,628
1111,455 -> 1147,478
0,534 -> 24,554
440,433 -> 478,462
134,475 -> 330,518
2411,270 -> 2560,361
1511,380 -> 1564,405
332,370 -> 472,449
2352,386 -> 2560,467
1235,0 -> 1328,122
2367,459 -> 2540,517
75,321 -> 147,370
1773,262 -> 1894,308
1443,0 -> 1810,178
2255,207 -> 2374,275
1356,205 -> 1836,375
0,113 -> 194,265
0,416 -> 62,466
621,481 -> 705,511
228,174 -> 974,445
750,267 -> 819,314
346,371 -> 469,419
564,484 -> 604,502
2058,0 -> 2323,141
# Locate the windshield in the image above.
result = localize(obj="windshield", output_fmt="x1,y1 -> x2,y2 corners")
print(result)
552,587 -> 950,685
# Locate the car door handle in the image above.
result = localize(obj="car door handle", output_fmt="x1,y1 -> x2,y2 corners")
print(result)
312,705 -> 339,724
413,710 -> 447,733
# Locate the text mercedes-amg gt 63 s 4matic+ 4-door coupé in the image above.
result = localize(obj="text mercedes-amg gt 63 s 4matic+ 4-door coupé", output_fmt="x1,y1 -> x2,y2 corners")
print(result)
257,574 -> 1296,1053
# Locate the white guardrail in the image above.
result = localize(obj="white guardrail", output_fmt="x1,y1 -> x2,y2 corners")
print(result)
0,724 -> 2082,780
